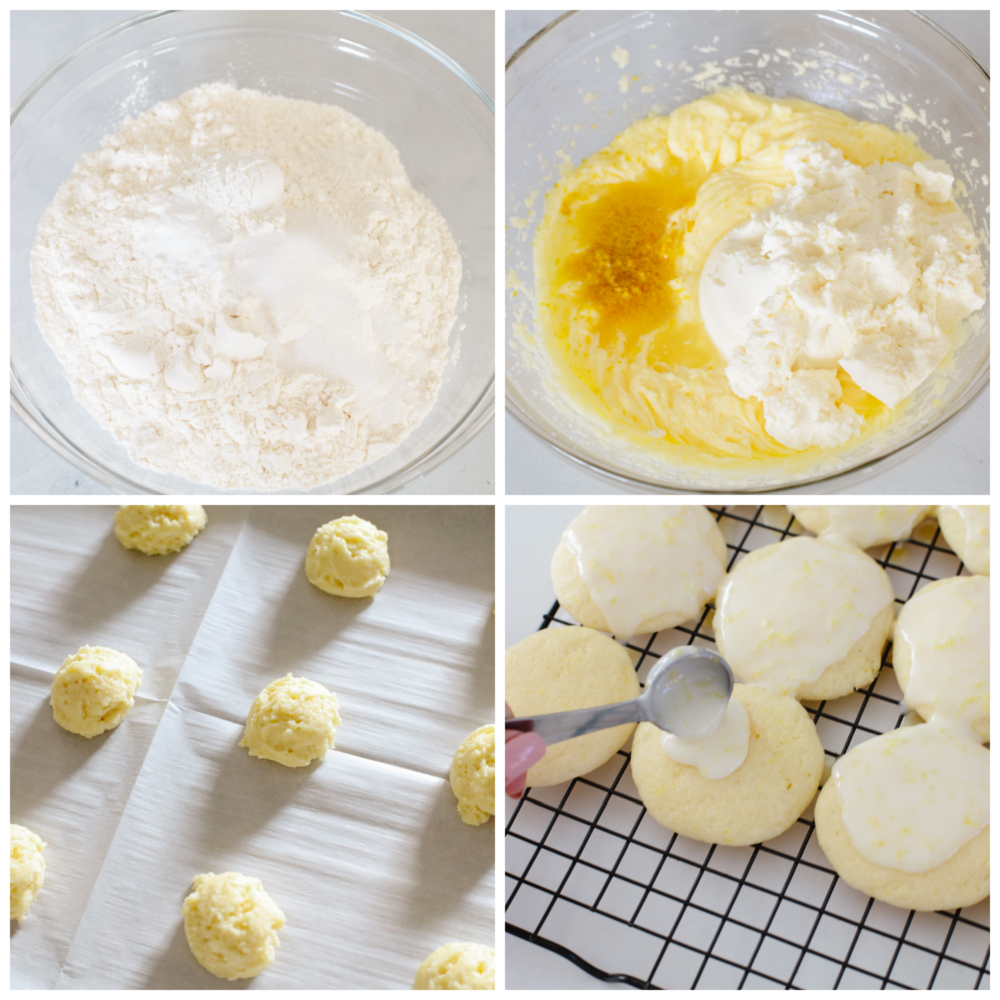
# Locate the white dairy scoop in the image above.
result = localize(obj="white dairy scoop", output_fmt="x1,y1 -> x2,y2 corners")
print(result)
505,646 -> 734,745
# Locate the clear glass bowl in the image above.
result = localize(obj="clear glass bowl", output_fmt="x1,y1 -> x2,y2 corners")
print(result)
12,10 -> 494,494
506,10 -> 989,493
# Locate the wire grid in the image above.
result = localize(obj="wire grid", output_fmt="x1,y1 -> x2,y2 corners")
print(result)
505,505 -> 990,990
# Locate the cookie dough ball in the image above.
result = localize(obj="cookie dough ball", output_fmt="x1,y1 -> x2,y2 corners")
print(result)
814,779 -> 989,912
10,824 -> 46,923
714,537 -> 894,700
630,685 -> 824,846
936,505 -> 989,575
506,627 -> 640,787
552,505 -> 728,638
114,504 -> 207,555
450,725 -> 495,826
240,674 -> 341,767
787,505 -> 932,550
413,942 -> 496,990
183,872 -> 284,981
305,515 -> 389,598
50,646 -> 142,738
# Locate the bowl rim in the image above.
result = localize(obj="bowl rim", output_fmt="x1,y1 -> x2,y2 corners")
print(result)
504,8 -> 989,494
11,8 -> 495,495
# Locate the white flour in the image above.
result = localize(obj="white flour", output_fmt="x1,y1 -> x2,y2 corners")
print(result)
31,83 -> 461,490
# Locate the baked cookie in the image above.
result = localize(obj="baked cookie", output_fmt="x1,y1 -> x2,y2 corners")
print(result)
815,724 -> 989,911
413,942 -> 495,990
305,515 -> 389,598
450,725 -> 495,826
50,646 -> 142,738
893,575 -> 989,742
182,872 -> 285,980
936,505 -> 989,575
714,537 -> 894,700
10,824 -> 46,923
630,684 -> 824,846
786,504 -> 932,550
505,627 -> 640,787
551,505 -> 728,638
114,504 -> 207,554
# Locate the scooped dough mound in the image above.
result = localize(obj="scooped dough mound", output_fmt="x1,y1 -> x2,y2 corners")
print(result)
10,824 -> 46,923
240,674 -> 342,767
450,725 -> 496,826
114,504 -> 207,554
50,646 -> 142,738
182,871 -> 285,981
305,515 -> 390,598
412,942 -> 496,990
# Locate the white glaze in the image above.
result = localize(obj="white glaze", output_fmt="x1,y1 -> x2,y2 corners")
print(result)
564,505 -> 725,639
832,723 -> 989,874
937,505 -> 989,575
714,536 -> 895,696
787,505 -> 932,549
660,696 -> 749,780
894,575 -> 988,737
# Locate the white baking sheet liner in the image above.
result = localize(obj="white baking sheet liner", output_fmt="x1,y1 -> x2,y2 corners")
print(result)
11,504 -> 495,989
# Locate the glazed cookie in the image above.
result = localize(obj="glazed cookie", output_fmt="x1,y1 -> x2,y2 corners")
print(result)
786,504 -> 932,550
51,646 -> 142,738
413,942 -> 496,990
10,824 -> 46,923
450,725 -> 496,826
815,724 -> 989,911
552,505 -> 728,639
114,504 -> 207,554
630,684 -> 824,846
505,627 -> 640,787
714,537 -> 895,700
893,575 -> 989,742
305,515 -> 389,598
936,505 -> 989,575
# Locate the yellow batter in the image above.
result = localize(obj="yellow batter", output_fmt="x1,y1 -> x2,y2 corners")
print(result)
534,88 -> 928,465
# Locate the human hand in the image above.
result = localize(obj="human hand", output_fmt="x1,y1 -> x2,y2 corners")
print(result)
505,703 -> 545,799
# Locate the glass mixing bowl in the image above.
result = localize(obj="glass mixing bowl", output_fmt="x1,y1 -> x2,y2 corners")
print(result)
506,10 -> 989,493
12,10 -> 494,494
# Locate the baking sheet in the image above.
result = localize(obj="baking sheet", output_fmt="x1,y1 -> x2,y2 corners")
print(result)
11,504 -> 495,989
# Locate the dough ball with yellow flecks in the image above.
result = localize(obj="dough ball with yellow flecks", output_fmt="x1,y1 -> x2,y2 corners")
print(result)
114,504 -> 207,554
305,515 -> 389,598
10,824 -> 46,923
182,871 -> 284,981
450,725 -> 495,826
240,674 -> 341,767
51,646 -> 142,738
413,942 -> 496,990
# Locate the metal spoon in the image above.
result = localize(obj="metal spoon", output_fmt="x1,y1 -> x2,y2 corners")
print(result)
506,646 -> 735,746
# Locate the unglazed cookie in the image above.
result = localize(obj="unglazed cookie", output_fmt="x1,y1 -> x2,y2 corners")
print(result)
893,575 -> 989,743
114,504 -> 207,554
240,674 -> 341,767
552,505 -> 728,638
10,824 -> 46,923
305,515 -> 389,598
786,504 -> 932,550
413,942 -> 496,990
183,872 -> 285,980
714,537 -> 894,700
630,684 -> 824,846
505,627 -> 640,787
450,725 -> 495,826
936,505 -> 989,575
50,646 -> 142,738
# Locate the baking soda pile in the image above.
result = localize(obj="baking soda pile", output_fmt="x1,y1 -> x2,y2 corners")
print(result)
31,83 -> 461,490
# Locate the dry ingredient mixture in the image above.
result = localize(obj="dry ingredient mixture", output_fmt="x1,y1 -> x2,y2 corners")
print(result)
533,88 -> 984,466
31,83 -> 461,490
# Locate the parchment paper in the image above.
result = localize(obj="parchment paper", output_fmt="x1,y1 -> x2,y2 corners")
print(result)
11,505 -> 495,989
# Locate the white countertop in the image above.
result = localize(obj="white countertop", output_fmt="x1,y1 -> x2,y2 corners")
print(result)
11,10 -> 495,496
504,10 -> 989,498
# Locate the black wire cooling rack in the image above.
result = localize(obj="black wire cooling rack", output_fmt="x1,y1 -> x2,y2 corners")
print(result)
505,505 -> 990,990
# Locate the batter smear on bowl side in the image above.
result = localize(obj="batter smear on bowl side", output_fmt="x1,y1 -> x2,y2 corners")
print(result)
533,88 -> 984,470
30,84 -> 461,490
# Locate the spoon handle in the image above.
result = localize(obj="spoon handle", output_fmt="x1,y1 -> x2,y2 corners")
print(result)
506,698 -> 643,746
